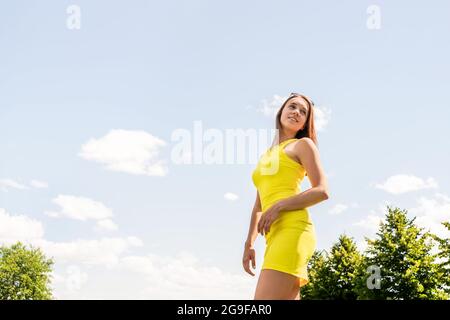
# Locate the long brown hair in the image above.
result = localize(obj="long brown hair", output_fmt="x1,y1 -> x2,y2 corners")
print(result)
275,92 -> 318,146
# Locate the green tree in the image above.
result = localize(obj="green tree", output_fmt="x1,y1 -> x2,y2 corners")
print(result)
302,235 -> 364,299
0,241 -> 54,300
356,206 -> 449,300
325,234 -> 365,299
301,250 -> 329,299
430,221 -> 450,294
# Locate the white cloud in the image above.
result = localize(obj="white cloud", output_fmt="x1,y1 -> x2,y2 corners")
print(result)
45,194 -> 113,221
79,129 -> 168,176
313,106 -> 332,131
0,208 -> 45,244
116,251 -> 255,299
256,94 -> 331,131
0,178 -> 50,191
0,208 -> 141,268
355,239 -> 369,253
329,202 -> 358,215
45,195 -> 119,233
256,94 -> 286,117
408,193 -> 450,239
354,194 -> 450,249
224,192 -> 239,201
329,203 -> 348,215
0,208 -> 254,299
30,179 -> 49,189
95,219 -> 119,232
374,174 -> 438,195
49,249 -> 256,300
51,265 -> 89,298
353,202 -> 390,235
37,237 -> 143,267
354,214 -> 383,234
126,236 -> 144,247
0,179 -> 29,192
0,208 -> 139,266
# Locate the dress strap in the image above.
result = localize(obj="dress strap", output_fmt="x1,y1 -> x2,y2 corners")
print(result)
279,138 -> 298,147
267,138 -> 297,154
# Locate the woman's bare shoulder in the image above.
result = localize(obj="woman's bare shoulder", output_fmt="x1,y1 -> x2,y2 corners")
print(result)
292,137 -> 319,163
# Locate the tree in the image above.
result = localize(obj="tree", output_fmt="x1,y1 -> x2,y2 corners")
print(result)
302,235 -> 364,299
0,242 -> 54,300
430,221 -> 450,294
325,234 -> 365,299
301,250 -> 329,299
356,206 -> 449,300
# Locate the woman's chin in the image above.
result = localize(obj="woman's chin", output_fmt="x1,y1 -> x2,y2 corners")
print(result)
283,122 -> 300,130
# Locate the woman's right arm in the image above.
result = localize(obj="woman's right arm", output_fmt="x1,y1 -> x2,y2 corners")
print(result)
244,191 -> 262,248
242,191 -> 262,276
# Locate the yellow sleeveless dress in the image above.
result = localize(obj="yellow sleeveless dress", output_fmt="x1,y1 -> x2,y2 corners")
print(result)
252,138 -> 316,287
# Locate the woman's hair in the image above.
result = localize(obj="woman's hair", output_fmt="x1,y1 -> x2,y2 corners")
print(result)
275,93 -> 318,146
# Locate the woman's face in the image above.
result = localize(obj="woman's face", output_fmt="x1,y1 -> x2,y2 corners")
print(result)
280,96 -> 309,133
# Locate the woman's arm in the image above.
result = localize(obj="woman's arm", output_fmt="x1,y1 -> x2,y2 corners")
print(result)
276,137 -> 329,211
245,191 -> 263,248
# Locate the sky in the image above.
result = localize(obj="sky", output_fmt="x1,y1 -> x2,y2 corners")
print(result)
1,0 -> 450,299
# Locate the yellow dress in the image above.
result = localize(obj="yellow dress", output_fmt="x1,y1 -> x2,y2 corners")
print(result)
252,138 -> 316,287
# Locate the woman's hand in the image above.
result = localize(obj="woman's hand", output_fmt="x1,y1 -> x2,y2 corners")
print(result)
257,202 -> 282,236
242,243 -> 256,276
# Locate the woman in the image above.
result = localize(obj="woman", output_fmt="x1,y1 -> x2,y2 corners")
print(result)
243,92 -> 330,300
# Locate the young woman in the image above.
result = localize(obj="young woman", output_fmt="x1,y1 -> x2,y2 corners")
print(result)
242,92 -> 330,300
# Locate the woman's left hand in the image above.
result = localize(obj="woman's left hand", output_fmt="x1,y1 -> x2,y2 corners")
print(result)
257,202 -> 282,236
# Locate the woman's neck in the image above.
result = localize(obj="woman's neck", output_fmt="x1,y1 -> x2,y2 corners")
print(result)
273,132 -> 296,147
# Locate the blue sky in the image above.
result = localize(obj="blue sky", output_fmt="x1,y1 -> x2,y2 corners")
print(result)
1,1 -> 450,299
